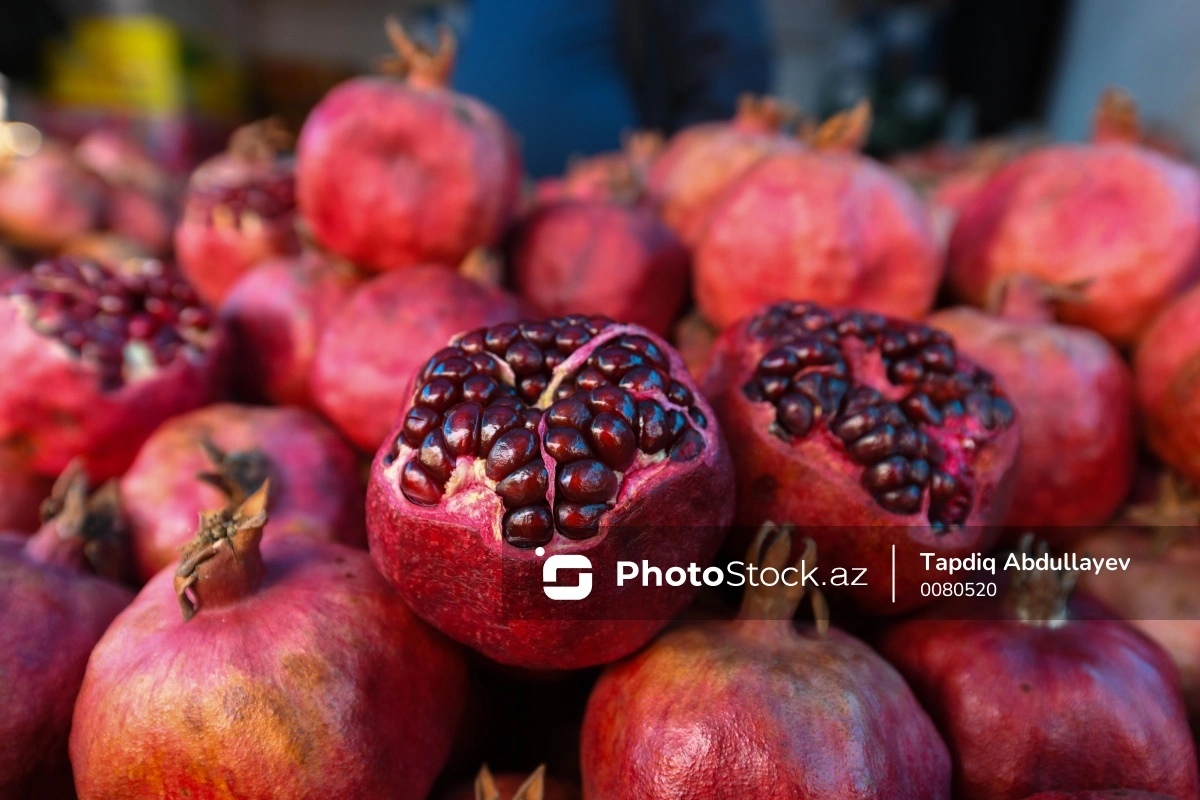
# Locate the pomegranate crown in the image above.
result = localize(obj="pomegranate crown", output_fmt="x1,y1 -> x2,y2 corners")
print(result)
475,765 -> 546,800
1006,533 -> 1078,626
379,16 -> 456,87
738,522 -> 828,634
228,116 -> 293,163
196,436 -> 273,508
25,460 -> 128,579
807,100 -> 872,153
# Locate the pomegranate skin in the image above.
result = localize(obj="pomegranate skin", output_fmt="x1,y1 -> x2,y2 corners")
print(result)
0,142 -> 105,250
1135,282 -> 1200,417
1146,355 -> 1200,486
877,592 -> 1200,800
511,200 -> 689,337
703,302 -> 1021,614
0,454 -> 53,533
1023,793 -> 1177,799
533,132 -> 662,206
367,318 -> 734,670
221,251 -> 361,408
120,403 -> 365,582
296,25 -> 522,273
70,515 -> 467,800
928,285 -> 1135,536
311,264 -> 524,452
0,257 -> 229,480
75,130 -> 179,255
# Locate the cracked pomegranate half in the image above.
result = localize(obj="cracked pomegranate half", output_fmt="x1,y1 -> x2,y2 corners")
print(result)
368,315 -> 733,670
703,301 -> 1020,613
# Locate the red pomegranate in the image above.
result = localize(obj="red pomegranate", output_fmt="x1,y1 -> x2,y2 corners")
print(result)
1,467 -> 133,799
948,90 -> 1200,346
647,94 -> 798,245
1145,354 -> 1200,486
0,451 -> 53,533
694,102 -> 942,328
533,132 -> 662,206
928,277 -> 1135,540
1135,281 -> 1200,418
580,526 -> 952,798
221,250 -> 362,408
70,484 -> 468,799
297,20 -> 522,273
702,301 -> 1020,613
672,311 -> 719,381
444,765 -> 579,800
75,130 -> 178,256
0,137 -> 104,250
120,403 -> 365,582
1022,793 -> 1177,799
175,117 -> 299,305
311,262 -> 524,452
367,315 -> 733,669
877,538 -> 1200,800
511,199 -> 689,337
0,256 -> 227,480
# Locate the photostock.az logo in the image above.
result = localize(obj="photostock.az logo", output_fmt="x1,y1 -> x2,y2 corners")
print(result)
538,547 -> 592,601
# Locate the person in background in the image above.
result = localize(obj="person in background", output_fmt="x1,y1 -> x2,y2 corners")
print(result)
453,0 -> 773,178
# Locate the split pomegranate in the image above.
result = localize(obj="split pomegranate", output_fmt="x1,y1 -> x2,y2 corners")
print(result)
928,277 -> 1135,539
0,137 -> 104,251
120,403 -> 365,582
702,300 -> 1020,613
877,538 -> 1200,800
367,315 -> 733,669
947,90 -> 1200,346
534,132 -> 662,205
580,526 -> 951,798
511,199 -> 689,337
1,467 -> 133,798
311,262 -> 524,452
221,251 -> 361,408
75,130 -> 178,256
70,484 -> 468,799
445,765 -> 579,800
175,118 -> 299,305
0,256 -> 227,480
297,20 -> 522,273
646,94 -> 798,245
0,451 -> 53,533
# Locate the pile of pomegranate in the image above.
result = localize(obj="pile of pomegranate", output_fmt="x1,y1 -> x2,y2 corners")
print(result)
3,26 -> 1200,795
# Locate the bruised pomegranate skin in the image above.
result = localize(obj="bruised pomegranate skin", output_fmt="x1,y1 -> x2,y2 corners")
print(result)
0,141 -> 105,250
70,490 -> 467,800
928,281 -> 1135,536
311,263 -> 524,452
580,529 -> 951,798
297,23 -> 522,273
702,301 -> 1020,613
694,106 -> 941,328
175,119 -> 300,305
877,570 -> 1200,800
0,257 -> 228,480
511,199 -> 689,337
367,316 -> 734,670
947,92 -> 1200,346
647,95 -> 798,246
221,251 -> 361,408
120,403 -> 365,582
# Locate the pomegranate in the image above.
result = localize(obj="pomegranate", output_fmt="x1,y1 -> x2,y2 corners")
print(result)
580,526 -> 951,798
647,94 -> 798,245
511,199 -> 689,337
367,315 -> 733,669
928,277 -> 1135,539
120,403 -> 365,582
877,537 -> 1200,800
61,232 -> 152,267
0,256 -> 227,480
311,262 -> 524,452
1,467 -> 133,799
672,311 -> 719,381
0,136 -> 104,251
948,90 -> 1200,346
1135,281 -> 1200,419
175,117 -> 299,305
70,483 -> 467,799
75,130 -> 178,255
297,20 -> 522,273
221,250 -> 362,408
1022,793 -> 1177,799
534,132 -> 663,205
0,451 -> 52,533
702,300 -> 1020,613
444,765 -> 579,800
694,102 -> 942,328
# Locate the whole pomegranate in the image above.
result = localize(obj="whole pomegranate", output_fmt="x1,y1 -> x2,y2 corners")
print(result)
221,250 -> 361,408
647,94 -> 798,245
444,765 -> 579,800
672,311 -> 719,381
534,132 -> 662,205
70,484 -> 468,799
367,315 -> 733,669
948,90 -> 1200,346
297,20 -> 522,273
694,102 -> 942,328
702,301 -> 1020,613
311,262 -> 524,452
877,538 -> 1200,800
175,117 -> 299,305
0,452 -> 53,533
120,403 -> 365,582
928,277 -> 1135,539
580,526 -> 952,798
0,256 -> 227,480
511,199 -> 689,337
0,137 -> 104,250
1,467 -> 133,799
1023,793 -> 1177,799
75,130 -> 178,255
1135,281 -> 1200,418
